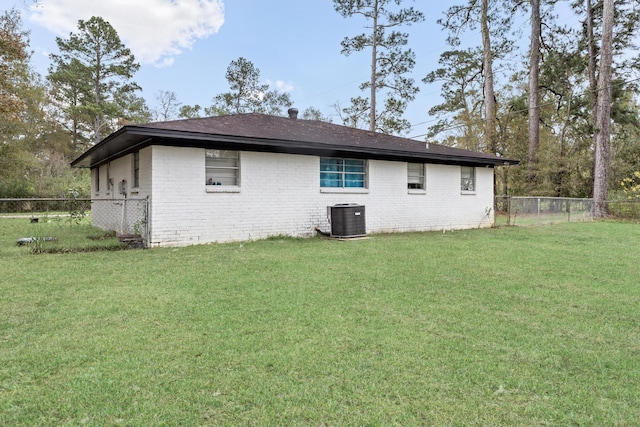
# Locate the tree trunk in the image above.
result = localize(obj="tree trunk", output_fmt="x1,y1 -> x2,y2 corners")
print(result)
369,0 -> 378,133
481,0 -> 497,154
586,0 -> 598,123
527,0 -> 541,188
593,0 -> 614,217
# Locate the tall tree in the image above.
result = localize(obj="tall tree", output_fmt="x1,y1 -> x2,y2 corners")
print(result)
573,0 -> 640,200
178,104 -> 203,119
48,16 -> 141,144
536,24 -> 594,198
438,0 -> 515,153
206,57 -> 292,116
481,0 -> 497,154
333,97 -> 370,130
0,8 -> 29,122
0,9 -> 88,198
592,0 -> 614,217
423,48 -> 485,149
585,0 -> 598,123
301,106 -> 332,122
114,91 -> 151,125
334,0 -> 424,134
154,90 -> 182,121
527,0 -> 541,185
47,58 -> 93,149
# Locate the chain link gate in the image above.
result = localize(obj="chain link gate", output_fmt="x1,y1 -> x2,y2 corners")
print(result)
91,198 -> 149,247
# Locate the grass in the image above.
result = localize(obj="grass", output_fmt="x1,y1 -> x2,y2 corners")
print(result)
1,222 -> 639,425
495,211 -> 594,226
0,216 -> 124,255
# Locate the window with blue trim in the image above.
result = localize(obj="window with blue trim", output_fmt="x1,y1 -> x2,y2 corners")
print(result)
320,158 -> 366,188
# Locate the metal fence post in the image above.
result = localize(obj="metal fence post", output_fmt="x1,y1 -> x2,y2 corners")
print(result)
145,196 -> 150,248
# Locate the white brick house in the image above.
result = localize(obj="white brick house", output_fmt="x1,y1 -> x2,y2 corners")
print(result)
72,111 -> 518,247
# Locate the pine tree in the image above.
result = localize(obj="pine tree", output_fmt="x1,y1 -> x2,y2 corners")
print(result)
48,16 -> 141,144
207,57 -> 292,116
334,0 -> 423,134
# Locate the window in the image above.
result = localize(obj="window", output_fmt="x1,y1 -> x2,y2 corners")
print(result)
408,163 -> 425,190
206,150 -> 239,186
94,168 -> 100,192
107,164 -> 112,193
461,166 -> 476,192
132,151 -> 140,188
320,158 -> 366,188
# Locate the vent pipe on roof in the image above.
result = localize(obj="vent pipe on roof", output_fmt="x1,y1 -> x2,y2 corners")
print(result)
288,108 -> 298,120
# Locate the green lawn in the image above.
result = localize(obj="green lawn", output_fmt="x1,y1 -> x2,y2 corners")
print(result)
0,216 -> 124,254
1,222 -> 639,425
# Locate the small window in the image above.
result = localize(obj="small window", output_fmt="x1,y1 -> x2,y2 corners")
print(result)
320,158 -> 367,188
461,166 -> 476,192
132,151 -> 140,188
408,163 -> 425,190
107,165 -> 112,193
206,150 -> 239,186
94,167 -> 100,192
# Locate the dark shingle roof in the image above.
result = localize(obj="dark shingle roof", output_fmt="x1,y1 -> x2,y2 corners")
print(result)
71,113 -> 519,168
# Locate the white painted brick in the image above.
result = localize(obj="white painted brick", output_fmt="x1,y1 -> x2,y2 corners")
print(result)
93,145 -> 497,247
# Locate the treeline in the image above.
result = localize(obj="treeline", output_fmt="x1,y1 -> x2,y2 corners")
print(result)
424,0 -> 640,207
1,1 -> 640,205
0,10 -> 323,198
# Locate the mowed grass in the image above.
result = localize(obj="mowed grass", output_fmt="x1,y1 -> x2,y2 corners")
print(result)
0,217 -> 124,255
1,222 -> 639,426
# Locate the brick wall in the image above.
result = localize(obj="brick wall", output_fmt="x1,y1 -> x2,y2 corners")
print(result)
92,147 -> 152,200
90,148 -> 152,238
143,146 -> 496,247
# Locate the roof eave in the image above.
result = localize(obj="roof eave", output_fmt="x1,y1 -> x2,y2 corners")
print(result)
71,126 -> 520,168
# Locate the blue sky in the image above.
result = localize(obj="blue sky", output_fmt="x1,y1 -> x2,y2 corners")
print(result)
13,0 -> 524,139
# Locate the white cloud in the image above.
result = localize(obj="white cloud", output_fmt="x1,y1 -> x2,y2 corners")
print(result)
29,0 -> 225,66
271,80 -> 295,93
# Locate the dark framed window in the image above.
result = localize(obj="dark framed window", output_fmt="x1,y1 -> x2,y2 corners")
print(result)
133,151 -> 140,188
461,166 -> 476,191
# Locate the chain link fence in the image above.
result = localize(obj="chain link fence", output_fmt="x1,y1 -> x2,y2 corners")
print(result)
604,200 -> 640,220
91,199 -> 149,242
496,196 -> 593,225
496,196 -> 640,225
0,198 -> 91,218
0,197 -> 149,247
2,196 -> 637,248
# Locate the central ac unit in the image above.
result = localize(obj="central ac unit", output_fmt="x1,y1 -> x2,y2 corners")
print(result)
329,204 -> 366,238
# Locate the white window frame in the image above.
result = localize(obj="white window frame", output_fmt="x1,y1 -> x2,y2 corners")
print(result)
206,150 -> 240,192
408,163 -> 426,193
461,166 -> 476,193
320,157 -> 368,192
